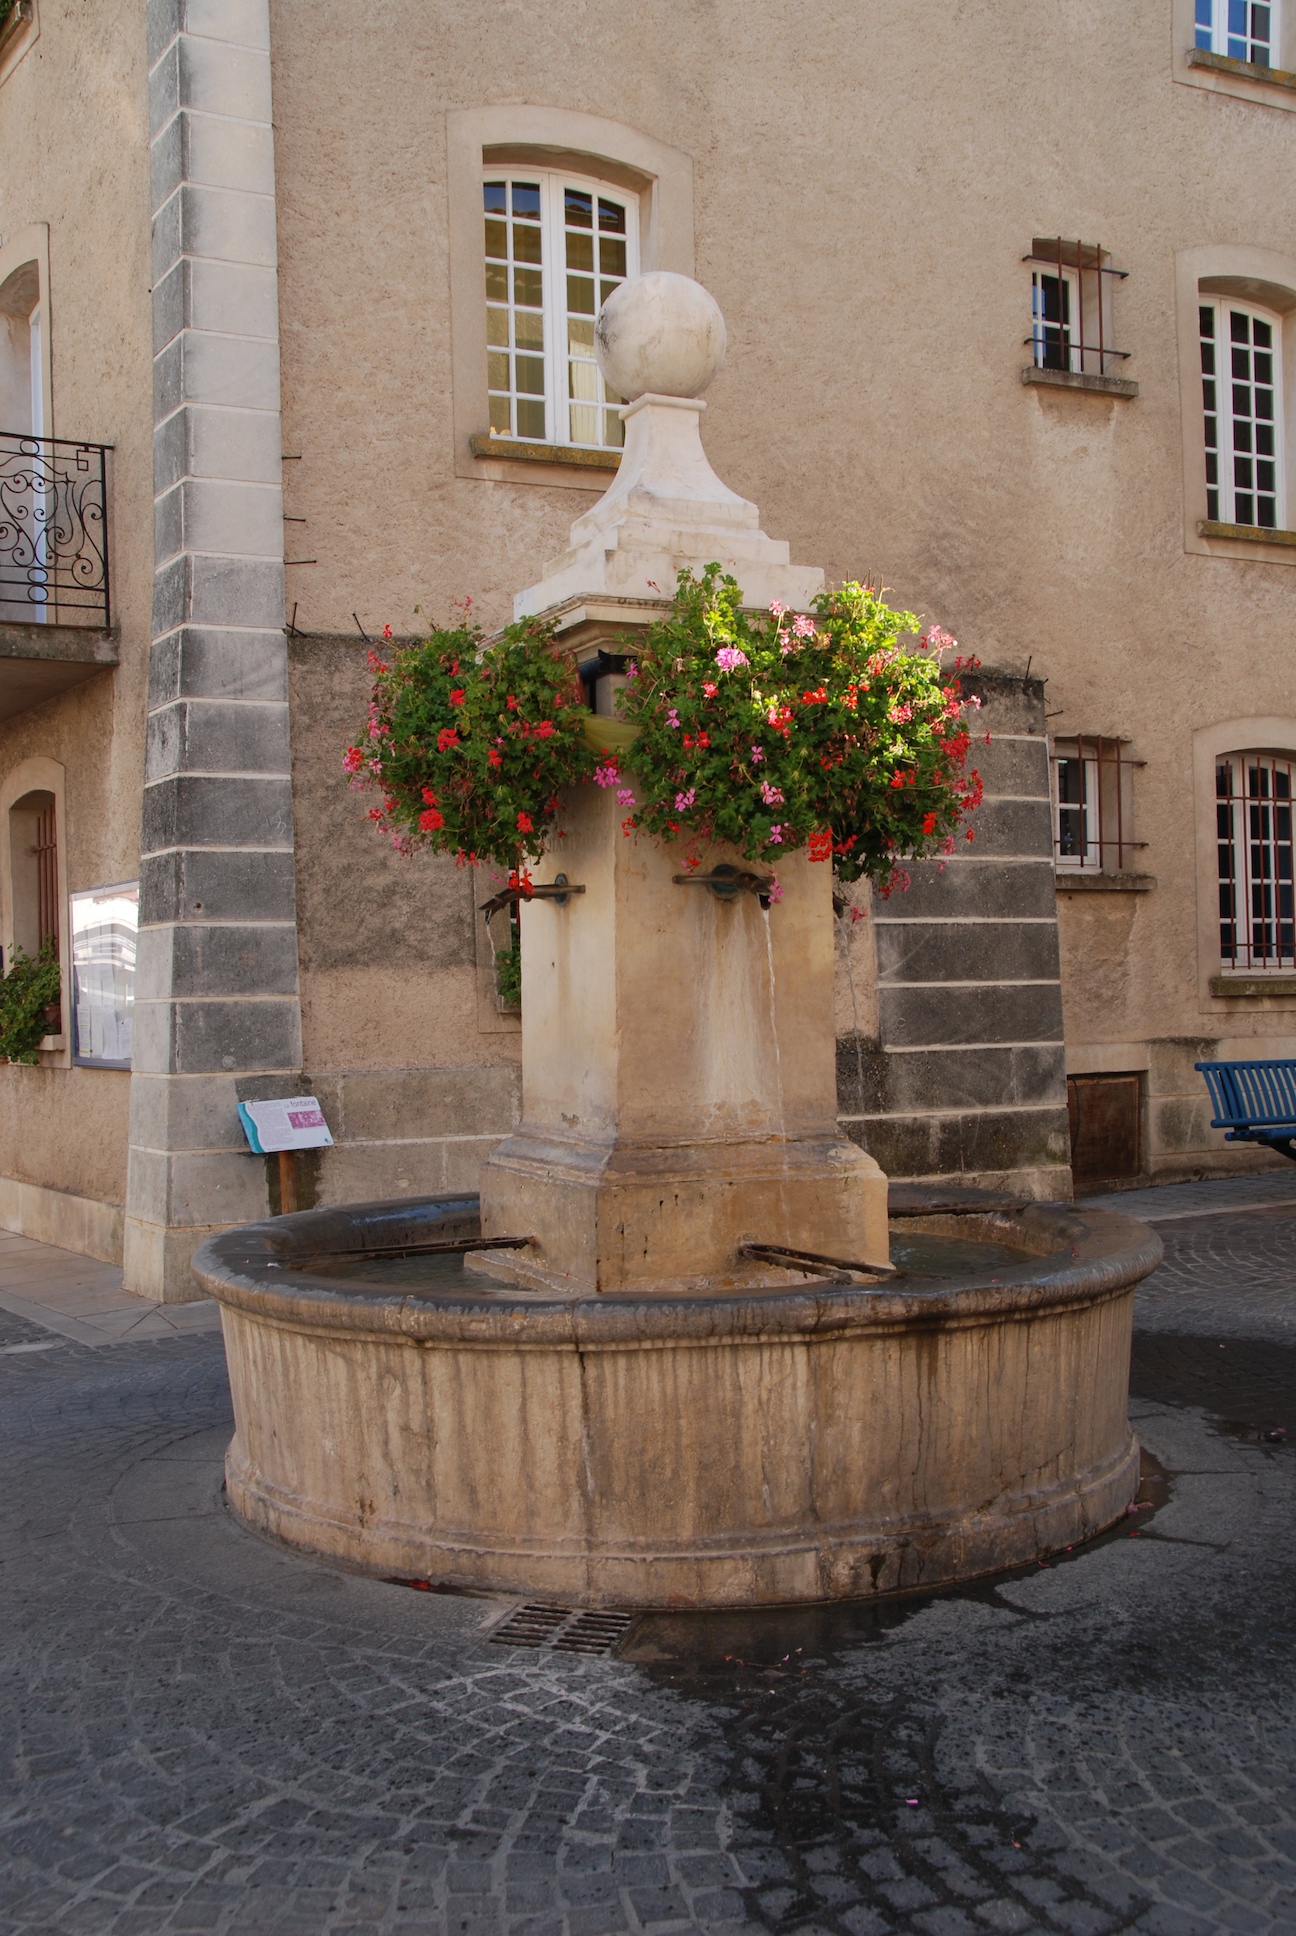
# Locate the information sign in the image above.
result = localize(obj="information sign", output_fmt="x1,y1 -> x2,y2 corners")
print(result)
237,1097 -> 334,1154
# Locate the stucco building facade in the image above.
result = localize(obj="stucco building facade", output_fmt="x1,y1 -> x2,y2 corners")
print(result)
0,0 -> 1292,1297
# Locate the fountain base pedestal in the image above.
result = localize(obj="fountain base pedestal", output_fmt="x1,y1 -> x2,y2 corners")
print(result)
471,1128 -> 885,1298
474,784 -> 888,1295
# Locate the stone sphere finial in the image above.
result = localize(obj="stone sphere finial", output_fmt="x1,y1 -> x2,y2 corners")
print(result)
595,272 -> 726,402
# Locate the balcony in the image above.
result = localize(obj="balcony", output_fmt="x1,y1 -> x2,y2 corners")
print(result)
0,431 -> 116,722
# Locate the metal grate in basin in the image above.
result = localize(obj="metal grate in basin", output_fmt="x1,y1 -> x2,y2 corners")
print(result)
488,1602 -> 635,1656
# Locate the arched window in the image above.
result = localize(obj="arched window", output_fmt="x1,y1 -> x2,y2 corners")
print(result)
483,170 -> 638,452
1199,297 -> 1283,528
1216,752 -> 1295,969
7,785 -> 58,963
0,259 -> 42,436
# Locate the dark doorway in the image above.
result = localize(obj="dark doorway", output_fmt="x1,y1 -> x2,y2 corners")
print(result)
1068,1072 -> 1141,1188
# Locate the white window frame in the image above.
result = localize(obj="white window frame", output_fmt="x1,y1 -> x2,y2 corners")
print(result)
1051,737 -> 1143,874
1199,296 -> 1285,529
1053,743 -> 1099,868
483,170 -> 639,452
1216,751 -> 1296,971
1030,262 -> 1082,374
1195,0 -> 1277,64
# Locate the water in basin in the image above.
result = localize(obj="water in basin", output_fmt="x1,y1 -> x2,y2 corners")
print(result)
306,1250 -> 519,1295
301,1227 -> 1037,1294
888,1229 -> 1036,1279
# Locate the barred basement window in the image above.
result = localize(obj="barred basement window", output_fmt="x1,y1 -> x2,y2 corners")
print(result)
1217,752 -> 1295,969
1196,0 -> 1276,64
1052,737 -> 1144,871
1200,300 -> 1283,528
483,172 -> 638,451
1026,240 -> 1130,377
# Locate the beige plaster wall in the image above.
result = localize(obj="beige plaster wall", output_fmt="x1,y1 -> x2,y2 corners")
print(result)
268,0 -> 1296,1179
0,0 -> 153,1214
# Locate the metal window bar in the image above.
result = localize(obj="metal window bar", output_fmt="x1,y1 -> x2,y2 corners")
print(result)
0,432 -> 111,626
1217,753 -> 1296,971
1024,242 -> 1130,378
33,802 -> 57,956
1051,736 -> 1146,872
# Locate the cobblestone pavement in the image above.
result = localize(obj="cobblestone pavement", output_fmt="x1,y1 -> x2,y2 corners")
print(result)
1,1188 -> 1294,1936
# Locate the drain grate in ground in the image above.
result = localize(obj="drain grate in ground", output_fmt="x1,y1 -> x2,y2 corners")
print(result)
488,1602 -> 636,1655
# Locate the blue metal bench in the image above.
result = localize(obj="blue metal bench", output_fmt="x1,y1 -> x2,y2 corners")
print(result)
1195,1059 -> 1296,1163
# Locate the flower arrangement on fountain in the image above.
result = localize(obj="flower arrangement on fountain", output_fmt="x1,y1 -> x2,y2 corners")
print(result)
345,616 -> 598,871
345,569 -> 981,897
612,566 -> 981,893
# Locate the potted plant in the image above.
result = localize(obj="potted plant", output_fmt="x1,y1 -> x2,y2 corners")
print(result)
0,939 -> 61,1065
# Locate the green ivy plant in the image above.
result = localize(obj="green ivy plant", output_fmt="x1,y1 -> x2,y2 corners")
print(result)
0,939 -> 61,1065
493,909 -> 522,1010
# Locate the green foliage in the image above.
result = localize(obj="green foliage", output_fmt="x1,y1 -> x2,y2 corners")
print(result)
614,568 -> 981,888
347,574 -> 980,899
346,617 -> 597,871
494,914 -> 522,1010
0,2 -> 16,29
0,939 -> 60,1066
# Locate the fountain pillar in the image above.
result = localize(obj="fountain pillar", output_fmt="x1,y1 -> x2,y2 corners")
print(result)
474,274 -> 888,1295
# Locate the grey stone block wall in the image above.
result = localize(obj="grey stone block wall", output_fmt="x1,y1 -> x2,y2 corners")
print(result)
839,670 -> 1072,1198
124,0 -> 301,1300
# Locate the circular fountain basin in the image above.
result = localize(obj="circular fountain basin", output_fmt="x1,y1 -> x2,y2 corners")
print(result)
191,1190 -> 1162,1609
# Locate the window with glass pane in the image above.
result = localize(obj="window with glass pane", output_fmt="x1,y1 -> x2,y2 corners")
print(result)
1217,754 -> 1295,969
1195,0 -> 1275,63
484,179 -> 547,442
1199,300 -> 1282,528
1055,751 -> 1096,864
1031,266 -> 1079,373
482,171 -> 637,450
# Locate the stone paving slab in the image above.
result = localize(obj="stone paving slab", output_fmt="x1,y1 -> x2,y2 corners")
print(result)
0,1230 -> 222,1347
1084,1172 -> 1296,1221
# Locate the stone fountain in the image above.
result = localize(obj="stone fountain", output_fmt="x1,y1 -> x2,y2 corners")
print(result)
192,275 -> 1162,1610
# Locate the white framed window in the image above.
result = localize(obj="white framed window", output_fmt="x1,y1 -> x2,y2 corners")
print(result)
1026,241 -> 1129,379
483,171 -> 638,451
1054,743 -> 1097,864
1031,263 -> 1081,374
1196,0 -> 1276,63
1199,299 -> 1283,528
1216,752 -> 1295,968
1052,737 -> 1143,872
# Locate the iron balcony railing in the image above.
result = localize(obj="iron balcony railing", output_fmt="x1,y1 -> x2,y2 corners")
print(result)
0,432 -> 111,627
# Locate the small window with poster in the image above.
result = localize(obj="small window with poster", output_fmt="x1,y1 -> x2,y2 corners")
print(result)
70,881 -> 137,1069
